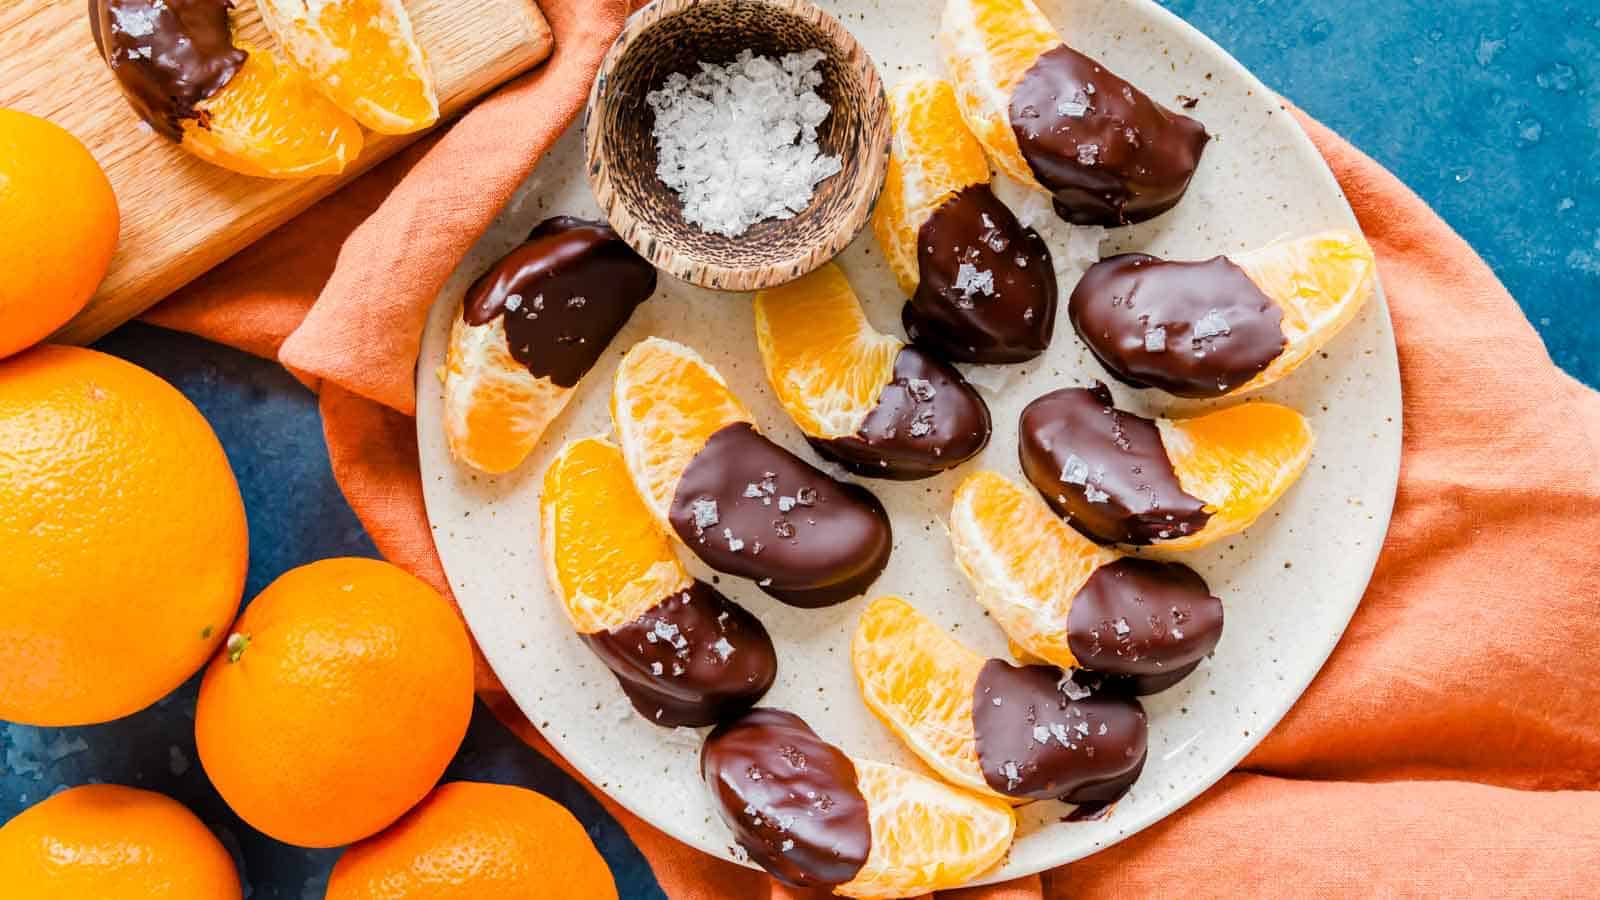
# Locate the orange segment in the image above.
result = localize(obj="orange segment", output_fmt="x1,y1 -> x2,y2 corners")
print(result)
949,472 -> 1118,668
257,0 -> 440,134
541,437 -> 693,635
937,0 -> 1061,187
852,596 -> 991,796
1157,403 -> 1315,551
1234,229 -> 1379,393
753,263 -> 901,440
182,42 -> 363,179
837,757 -> 1015,899
873,77 -> 993,296
441,313 -> 571,475
611,338 -> 754,519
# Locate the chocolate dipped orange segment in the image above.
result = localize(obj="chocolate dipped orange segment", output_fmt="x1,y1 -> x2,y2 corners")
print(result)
444,217 -> 657,474
754,263 -> 991,480
950,472 -> 1222,693
90,0 -> 361,178
701,707 -> 1014,898
612,339 -> 892,608
851,597 -> 1148,809
939,0 -> 1209,226
1018,385 -> 1312,551
542,437 -> 775,727
256,0 -> 440,134
1070,230 -> 1376,398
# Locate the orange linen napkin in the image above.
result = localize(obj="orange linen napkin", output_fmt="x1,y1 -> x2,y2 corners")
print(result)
145,0 -> 1600,895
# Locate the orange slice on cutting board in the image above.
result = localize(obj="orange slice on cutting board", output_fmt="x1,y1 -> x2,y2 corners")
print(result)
256,0 -> 440,134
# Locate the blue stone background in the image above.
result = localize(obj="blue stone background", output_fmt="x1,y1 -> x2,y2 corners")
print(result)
2,3 -> 1593,898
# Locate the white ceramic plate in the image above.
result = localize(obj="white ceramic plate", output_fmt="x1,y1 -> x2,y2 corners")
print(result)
416,0 -> 1402,884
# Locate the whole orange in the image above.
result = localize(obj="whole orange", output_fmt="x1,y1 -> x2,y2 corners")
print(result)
195,557 -> 474,848
327,781 -> 618,900
0,109 -> 119,359
0,784 -> 241,899
0,345 -> 247,726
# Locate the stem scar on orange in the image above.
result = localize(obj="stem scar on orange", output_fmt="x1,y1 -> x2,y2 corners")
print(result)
0,345 -> 247,726
195,557 -> 475,849
326,781 -> 619,900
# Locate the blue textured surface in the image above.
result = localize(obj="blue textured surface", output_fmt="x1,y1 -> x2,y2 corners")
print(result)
2,4 -> 1594,899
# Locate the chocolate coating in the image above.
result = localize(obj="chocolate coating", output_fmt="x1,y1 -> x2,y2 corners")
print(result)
701,708 -> 871,888
669,423 -> 892,608
907,183 -> 1058,363
1070,254 -> 1286,398
90,0 -> 247,141
583,581 -> 777,727
1009,44 -> 1209,227
1068,558 -> 1223,695
811,347 -> 991,480
464,217 -> 657,388
971,662 -> 1148,804
1018,384 -> 1210,545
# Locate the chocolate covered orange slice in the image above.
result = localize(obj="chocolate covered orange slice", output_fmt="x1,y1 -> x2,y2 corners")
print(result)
939,0 -> 1209,226
612,338 -> 892,608
1071,231 -> 1378,398
951,471 -> 1222,693
542,436 -> 774,727
873,77 -> 1058,363
91,0 -> 362,178
443,217 -> 657,474
852,597 -> 1149,808
1018,384 -> 1314,550
754,263 -> 991,480
703,707 -> 1015,897
256,0 -> 440,134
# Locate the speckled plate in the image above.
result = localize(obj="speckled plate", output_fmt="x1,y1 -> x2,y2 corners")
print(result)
415,0 -> 1401,885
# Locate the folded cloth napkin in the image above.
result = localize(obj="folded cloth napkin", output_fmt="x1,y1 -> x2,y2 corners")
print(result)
145,0 -> 1600,895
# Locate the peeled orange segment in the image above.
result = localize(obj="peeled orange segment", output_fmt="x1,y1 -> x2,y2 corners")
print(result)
852,596 -> 994,796
754,263 -> 903,440
836,758 -> 1016,899
257,0 -> 440,134
441,314 -> 571,475
949,473 -> 1118,669
937,0 -> 1060,188
1233,229 -> 1379,394
540,437 -> 693,634
873,77 -> 993,296
1158,402 -> 1316,551
182,42 -> 363,178
611,338 -> 754,518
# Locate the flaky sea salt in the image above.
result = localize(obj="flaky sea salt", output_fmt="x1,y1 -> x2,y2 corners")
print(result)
647,50 -> 842,237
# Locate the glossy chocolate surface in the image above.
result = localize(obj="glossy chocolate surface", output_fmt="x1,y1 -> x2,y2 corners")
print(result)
971,661 -> 1148,804
1070,254 -> 1286,398
583,581 -> 776,727
1068,558 -> 1223,694
701,708 -> 871,888
907,183 -> 1058,363
464,217 -> 657,388
1009,44 -> 1209,226
1018,384 -> 1210,545
669,423 -> 892,608
90,0 -> 246,141
812,347 -> 991,480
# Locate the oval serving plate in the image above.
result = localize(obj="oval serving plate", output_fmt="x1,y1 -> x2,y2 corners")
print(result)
415,0 -> 1401,883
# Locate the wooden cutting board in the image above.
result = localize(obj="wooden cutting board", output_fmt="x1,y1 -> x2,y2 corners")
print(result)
0,0 -> 553,344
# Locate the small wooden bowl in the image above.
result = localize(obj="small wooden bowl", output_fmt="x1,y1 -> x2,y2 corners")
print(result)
584,0 -> 890,292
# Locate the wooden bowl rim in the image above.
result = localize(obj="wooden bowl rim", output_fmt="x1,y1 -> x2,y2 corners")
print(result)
583,0 -> 890,292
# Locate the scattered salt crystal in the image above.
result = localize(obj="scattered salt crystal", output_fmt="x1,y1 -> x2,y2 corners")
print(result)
1084,485 -> 1111,504
1032,725 -> 1051,745
1097,722 -> 1109,735
1048,722 -> 1073,748
1057,92 -> 1091,118
651,661 -> 664,675
1060,454 -> 1090,486
567,296 -> 587,308
531,294 -> 545,310
908,412 -> 935,437
671,662 -> 685,676
794,487 -> 816,506
781,839 -> 796,852
1058,672 -> 1092,700
1074,720 -> 1091,736
1076,143 -> 1101,165
690,498 -> 719,530
992,697 -> 1003,706
953,263 -> 996,297
906,378 -> 936,402
1144,325 -> 1167,352
1002,760 -> 1022,790
723,528 -> 745,552
778,496 -> 796,513
504,293 -> 523,312
1194,309 -> 1232,339
646,49 -> 842,237
1112,618 -> 1131,637
743,483 -> 766,499
711,637 -> 735,661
